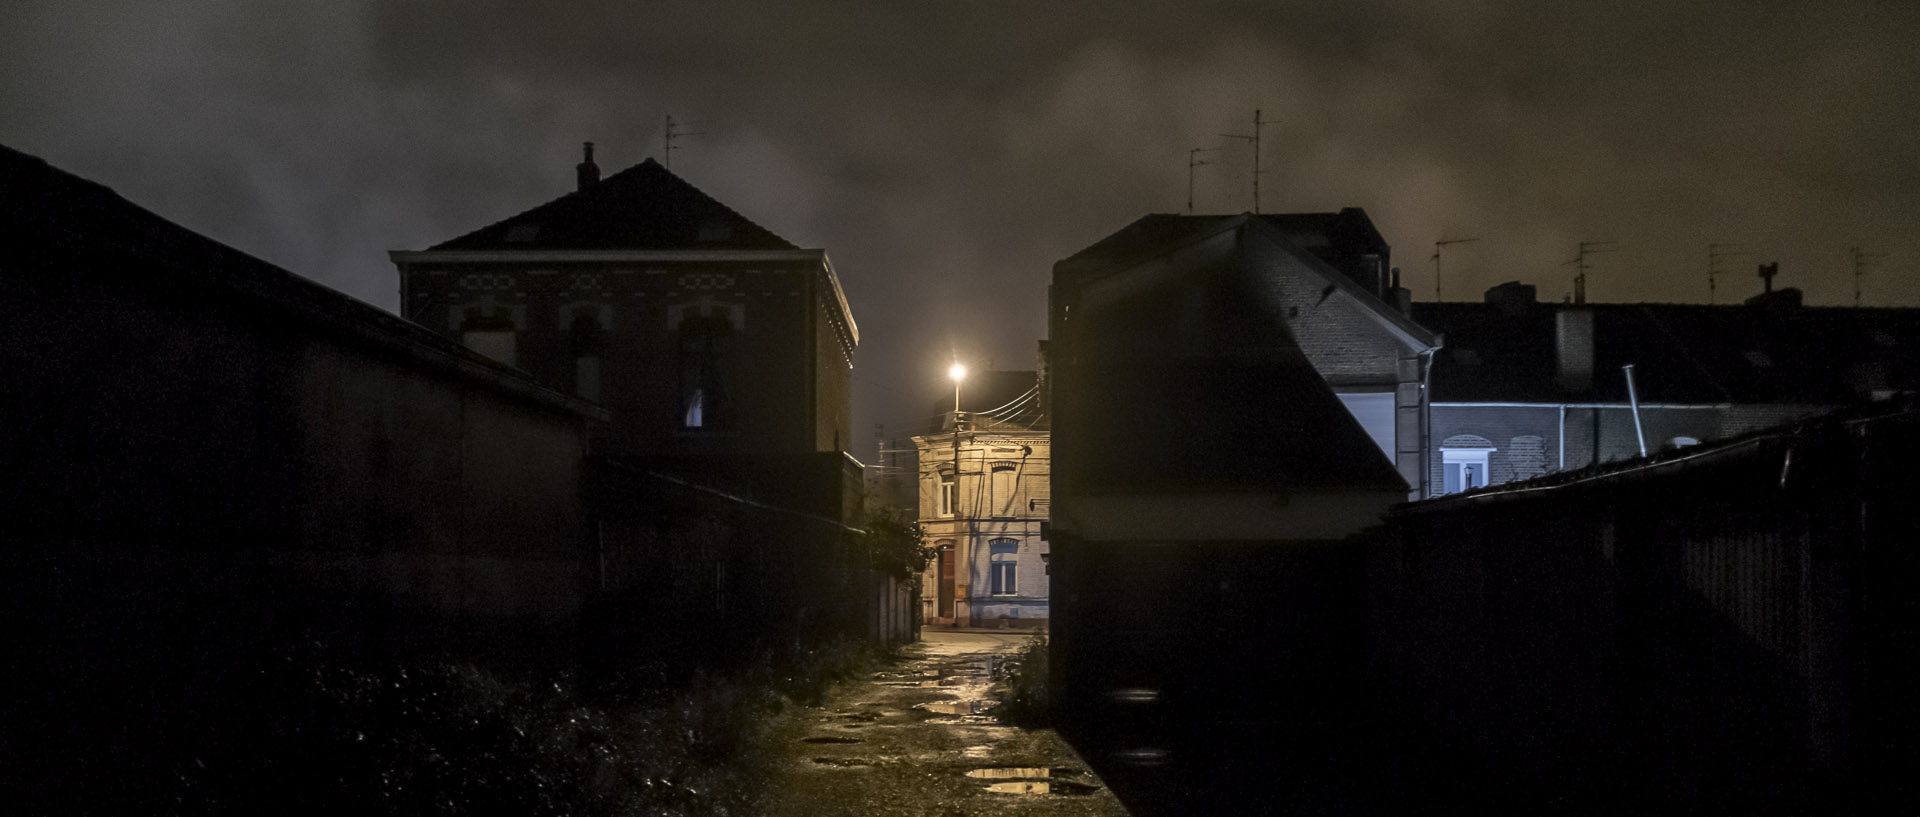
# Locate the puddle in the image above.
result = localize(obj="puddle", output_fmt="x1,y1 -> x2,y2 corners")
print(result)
1110,747 -> 1171,766
801,736 -> 862,744
984,780 -> 1102,796
967,767 -> 1050,779
811,757 -> 869,767
966,767 -> 1088,780
916,699 -> 998,716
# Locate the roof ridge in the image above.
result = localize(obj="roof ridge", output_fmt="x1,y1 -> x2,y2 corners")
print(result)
423,157 -> 797,252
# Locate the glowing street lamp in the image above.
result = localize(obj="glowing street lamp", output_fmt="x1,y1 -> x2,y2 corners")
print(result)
949,362 -> 966,412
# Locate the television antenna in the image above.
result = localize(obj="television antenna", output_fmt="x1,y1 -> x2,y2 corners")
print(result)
1851,246 -> 1887,307
663,115 -> 703,170
1563,241 -> 1616,304
1707,243 -> 1754,304
1220,109 -> 1280,213
1431,237 -> 1479,302
1186,147 -> 1219,214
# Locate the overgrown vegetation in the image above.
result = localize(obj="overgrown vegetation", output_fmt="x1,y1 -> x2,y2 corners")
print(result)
993,635 -> 1053,728
24,636 -> 883,816
855,499 -> 931,580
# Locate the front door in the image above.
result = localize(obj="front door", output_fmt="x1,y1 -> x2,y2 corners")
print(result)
937,546 -> 955,620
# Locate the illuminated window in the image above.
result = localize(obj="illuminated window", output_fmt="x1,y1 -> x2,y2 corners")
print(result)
1442,448 -> 1493,494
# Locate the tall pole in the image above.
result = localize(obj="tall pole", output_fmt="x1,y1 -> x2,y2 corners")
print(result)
1432,238 -> 1478,302
1220,109 -> 1278,213
1187,147 -> 1218,214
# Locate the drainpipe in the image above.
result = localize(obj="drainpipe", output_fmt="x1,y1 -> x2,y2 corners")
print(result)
1624,364 -> 1647,457
1558,404 -> 1566,471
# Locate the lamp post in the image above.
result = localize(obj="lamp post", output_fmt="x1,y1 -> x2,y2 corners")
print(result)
948,362 -> 968,626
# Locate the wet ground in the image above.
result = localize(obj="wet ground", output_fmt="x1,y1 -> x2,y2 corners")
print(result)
760,628 -> 1128,816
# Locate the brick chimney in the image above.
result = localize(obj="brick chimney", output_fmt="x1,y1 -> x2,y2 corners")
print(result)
576,141 -> 599,191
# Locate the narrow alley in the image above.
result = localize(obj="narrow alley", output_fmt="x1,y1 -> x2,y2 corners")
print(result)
760,629 -> 1126,817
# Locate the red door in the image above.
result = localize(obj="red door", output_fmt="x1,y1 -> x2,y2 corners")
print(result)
937,546 -> 955,620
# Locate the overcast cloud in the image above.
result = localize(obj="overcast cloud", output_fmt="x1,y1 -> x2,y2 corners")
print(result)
5,0 -> 1916,437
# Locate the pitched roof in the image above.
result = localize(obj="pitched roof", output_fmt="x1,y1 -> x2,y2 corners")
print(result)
1415,300 -> 1920,405
0,143 -> 598,416
427,158 -> 797,251
1058,222 -> 1410,494
1059,208 -> 1392,293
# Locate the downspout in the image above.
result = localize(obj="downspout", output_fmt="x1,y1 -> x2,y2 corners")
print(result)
1418,348 -> 1436,499
1558,404 -> 1567,471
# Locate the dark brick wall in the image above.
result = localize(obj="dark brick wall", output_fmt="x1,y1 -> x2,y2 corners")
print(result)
403,260 -> 854,460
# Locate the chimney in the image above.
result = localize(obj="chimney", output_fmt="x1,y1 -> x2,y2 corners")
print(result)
1484,281 -> 1537,314
1389,267 -> 1412,316
1745,263 -> 1802,308
576,141 -> 599,191
1555,307 -> 1594,392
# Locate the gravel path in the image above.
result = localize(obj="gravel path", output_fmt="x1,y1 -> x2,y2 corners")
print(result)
758,629 -> 1129,816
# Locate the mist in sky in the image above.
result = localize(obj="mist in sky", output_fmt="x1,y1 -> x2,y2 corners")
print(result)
5,0 -> 1915,439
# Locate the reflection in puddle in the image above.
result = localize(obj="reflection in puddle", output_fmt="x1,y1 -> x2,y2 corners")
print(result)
1110,747 -> 1171,766
967,767 -> 1050,779
917,699 -> 998,715
800,736 -> 862,744
987,781 -> 1051,794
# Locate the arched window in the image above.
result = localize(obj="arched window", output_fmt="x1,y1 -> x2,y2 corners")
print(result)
989,538 -> 1019,596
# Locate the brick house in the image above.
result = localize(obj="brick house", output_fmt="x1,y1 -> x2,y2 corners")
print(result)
391,144 -> 858,464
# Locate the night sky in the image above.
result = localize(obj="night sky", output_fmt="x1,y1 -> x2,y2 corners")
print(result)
5,1 -> 1916,444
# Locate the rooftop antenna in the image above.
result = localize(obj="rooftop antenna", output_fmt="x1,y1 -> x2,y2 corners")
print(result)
1220,109 -> 1280,213
1186,147 -> 1219,214
1851,246 -> 1887,307
1707,243 -> 1754,304
663,115 -> 703,170
1563,241 -> 1616,304
1431,237 -> 1479,302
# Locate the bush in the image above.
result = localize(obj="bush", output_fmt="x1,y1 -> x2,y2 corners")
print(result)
994,636 -> 1052,728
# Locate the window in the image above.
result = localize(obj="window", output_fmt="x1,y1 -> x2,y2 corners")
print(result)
567,305 -> 607,401
458,307 -> 519,367
989,462 -> 1017,516
936,471 -> 956,517
1442,448 -> 1493,494
989,539 -> 1018,596
684,388 -> 706,428
677,314 -> 731,430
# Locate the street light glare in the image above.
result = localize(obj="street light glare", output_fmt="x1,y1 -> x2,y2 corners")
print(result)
949,363 -> 966,382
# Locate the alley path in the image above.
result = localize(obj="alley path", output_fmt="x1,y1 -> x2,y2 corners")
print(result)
759,629 -> 1128,817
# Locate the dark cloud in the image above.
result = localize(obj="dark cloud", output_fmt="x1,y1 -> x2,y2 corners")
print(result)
4,0 -> 1916,440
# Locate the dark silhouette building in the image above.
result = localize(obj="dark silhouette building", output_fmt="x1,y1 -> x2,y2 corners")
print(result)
391,144 -> 859,462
